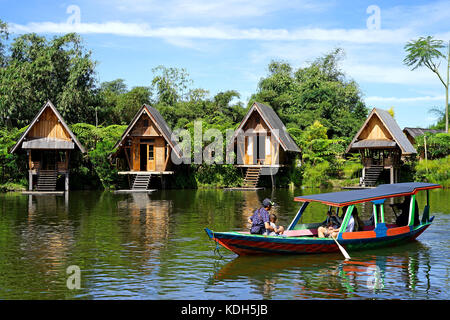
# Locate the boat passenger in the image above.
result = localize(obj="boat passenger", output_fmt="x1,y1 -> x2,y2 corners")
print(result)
248,198 -> 277,235
393,196 -> 419,226
317,208 -> 341,238
264,213 -> 285,236
320,207 -> 363,238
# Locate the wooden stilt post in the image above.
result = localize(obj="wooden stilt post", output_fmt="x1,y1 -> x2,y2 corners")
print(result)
389,166 -> 394,184
160,173 -> 165,189
29,170 -> 33,191
65,172 -> 69,191
271,170 -> 274,189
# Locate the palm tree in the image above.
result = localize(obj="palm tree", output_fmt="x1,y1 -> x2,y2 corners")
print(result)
404,36 -> 450,133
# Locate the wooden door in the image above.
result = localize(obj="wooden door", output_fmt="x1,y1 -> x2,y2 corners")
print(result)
147,144 -> 155,171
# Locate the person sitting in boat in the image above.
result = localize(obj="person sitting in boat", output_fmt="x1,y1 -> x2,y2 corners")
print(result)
248,198 -> 277,235
318,207 -> 363,238
317,208 -> 342,238
264,213 -> 285,236
393,196 -> 420,226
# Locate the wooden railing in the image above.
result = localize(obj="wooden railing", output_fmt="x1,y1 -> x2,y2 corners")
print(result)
57,161 -> 68,171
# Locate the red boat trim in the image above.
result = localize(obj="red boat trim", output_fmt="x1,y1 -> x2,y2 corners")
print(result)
342,230 -> 377,239
386,226 -> 411,236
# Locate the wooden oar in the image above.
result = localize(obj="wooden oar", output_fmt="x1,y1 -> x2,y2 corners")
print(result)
332,235 -> 351,260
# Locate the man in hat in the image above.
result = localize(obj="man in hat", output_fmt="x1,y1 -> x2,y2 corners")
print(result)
248,198 -> 277,235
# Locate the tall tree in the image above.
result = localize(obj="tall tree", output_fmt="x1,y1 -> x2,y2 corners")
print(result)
250,49 -> 368,142
0,31 -> 98,127
404,36 -> 450,133
151,65 -> 192,106
0,20 -> 9,67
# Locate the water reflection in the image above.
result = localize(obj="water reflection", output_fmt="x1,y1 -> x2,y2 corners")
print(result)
210,240 -> 439,299
117,193 -> 171,248
0,188 -> 447,300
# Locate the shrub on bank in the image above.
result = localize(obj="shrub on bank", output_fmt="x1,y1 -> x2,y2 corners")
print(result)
414,155 -> 450,188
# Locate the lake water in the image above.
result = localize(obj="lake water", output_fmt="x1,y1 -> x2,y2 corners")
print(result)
0,187 -> 448,300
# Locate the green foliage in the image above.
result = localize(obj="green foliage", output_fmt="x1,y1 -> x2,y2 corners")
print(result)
414,132 -> 450,159
297,120 -> 345,166
302,161 -> 331,187
0,32 -> 98,127
250,48 -> 368,142
0,126 -> 28,187
98,79 -> 152,125
404,36 -> 449,131
404,36 -> 446,71
0,19 -> 9,67
342,160 -> 363,179
194,164 -> 242,188
69,123 -> 127,189
414,155 -> 450,187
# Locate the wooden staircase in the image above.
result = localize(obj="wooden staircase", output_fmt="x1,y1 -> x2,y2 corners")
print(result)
36,170 -> 58,191
242,167 -> 261,188
362,166 -> 384,187
132,174 -> 151,190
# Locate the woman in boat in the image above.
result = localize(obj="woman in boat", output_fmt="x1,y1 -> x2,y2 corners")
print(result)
248,198 -> 277,235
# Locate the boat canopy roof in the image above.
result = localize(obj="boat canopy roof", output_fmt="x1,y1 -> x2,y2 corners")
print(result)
294,182 -> 441,207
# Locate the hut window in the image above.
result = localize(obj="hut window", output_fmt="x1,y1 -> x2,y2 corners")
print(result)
141,138 -> 155,143
148,145 -> 154,160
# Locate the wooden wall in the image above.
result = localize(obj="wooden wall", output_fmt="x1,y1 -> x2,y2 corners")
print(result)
358,114 -> 393,141
130,112 -> 161,137
28,108 -> 71,140
125,112 -> 170,172
236,110 -> 284,165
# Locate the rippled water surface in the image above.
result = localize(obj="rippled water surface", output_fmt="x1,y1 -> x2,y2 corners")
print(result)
0,188 -> 448,299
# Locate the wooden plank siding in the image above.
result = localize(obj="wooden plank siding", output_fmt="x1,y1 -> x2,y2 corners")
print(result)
239,110 -> 278,165
125,112 -> 169,172
358,114 -> 393,141
28,108 -> 71,141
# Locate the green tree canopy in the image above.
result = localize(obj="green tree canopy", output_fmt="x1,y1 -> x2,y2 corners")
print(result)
0,29 -> 98,127
404,36 -> 449,132
249,48 -> 368,143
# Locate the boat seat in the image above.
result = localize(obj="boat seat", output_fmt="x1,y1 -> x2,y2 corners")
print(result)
284,229 -> 318,237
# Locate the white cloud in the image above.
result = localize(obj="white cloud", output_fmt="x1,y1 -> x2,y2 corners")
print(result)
9,21 -> 415,44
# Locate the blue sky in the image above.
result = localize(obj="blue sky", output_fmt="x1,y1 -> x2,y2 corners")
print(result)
1,0 -> 450,128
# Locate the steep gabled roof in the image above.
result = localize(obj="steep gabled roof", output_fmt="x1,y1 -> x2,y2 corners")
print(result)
228,102 -> 301,153
10,100 -> 86,154
346,108 -> 416,155
403,127 -> 445,139
112,104 -> 182,158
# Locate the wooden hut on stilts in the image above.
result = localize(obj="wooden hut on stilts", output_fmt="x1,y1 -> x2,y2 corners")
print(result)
346,108 -> 417,187
227,102 -> 301,189
10,100 -> 86,192
111,104 -> 182,191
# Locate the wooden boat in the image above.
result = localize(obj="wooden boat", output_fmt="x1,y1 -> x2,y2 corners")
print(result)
205,182 -> 441,256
